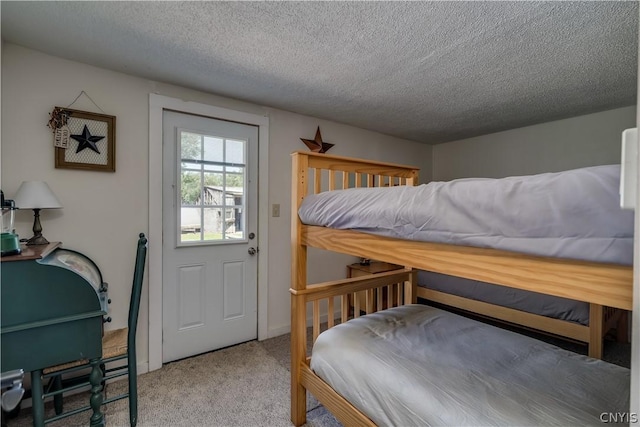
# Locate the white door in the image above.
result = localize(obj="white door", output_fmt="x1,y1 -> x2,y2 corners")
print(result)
162,110 -> 258,363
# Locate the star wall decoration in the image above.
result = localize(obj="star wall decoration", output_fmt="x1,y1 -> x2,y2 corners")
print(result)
300,127 -> 334,153
70,125 -> 105,154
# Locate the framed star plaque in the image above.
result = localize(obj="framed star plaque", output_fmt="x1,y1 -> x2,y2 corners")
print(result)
53,107 -> 116,172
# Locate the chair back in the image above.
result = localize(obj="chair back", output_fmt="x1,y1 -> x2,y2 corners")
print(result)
127,233 -> 148,353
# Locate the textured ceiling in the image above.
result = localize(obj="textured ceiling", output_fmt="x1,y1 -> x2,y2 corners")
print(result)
1,1 -> 638,144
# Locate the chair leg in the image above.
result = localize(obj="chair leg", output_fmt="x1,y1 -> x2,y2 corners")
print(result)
128,356 -> 138,427
52,375 -> 63,415
30,370 -> 45,427
100,363 -> 106,387
88,359 -> 105,427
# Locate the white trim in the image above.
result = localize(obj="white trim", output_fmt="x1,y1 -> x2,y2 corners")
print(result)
148,94 -> 269,372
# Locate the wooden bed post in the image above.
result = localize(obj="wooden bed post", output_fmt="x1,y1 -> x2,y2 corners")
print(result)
291,153 -> 309,426
588,303 -> 603,359
404,268 -> 418,304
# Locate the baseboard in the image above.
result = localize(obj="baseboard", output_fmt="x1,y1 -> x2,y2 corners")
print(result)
266,324 -> 291,339
265,309 -> 342,339
137,361 -> 149,375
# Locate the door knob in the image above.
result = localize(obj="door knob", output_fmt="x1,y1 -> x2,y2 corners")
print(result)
248,247 -> 257,255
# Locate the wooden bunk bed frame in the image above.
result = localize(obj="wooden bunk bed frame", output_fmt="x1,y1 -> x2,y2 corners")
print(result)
290,151 -> 633,427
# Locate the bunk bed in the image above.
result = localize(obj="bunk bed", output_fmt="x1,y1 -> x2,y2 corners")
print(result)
289,151 -> 633,426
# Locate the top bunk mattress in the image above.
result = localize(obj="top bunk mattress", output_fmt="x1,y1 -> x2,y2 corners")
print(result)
311,304 -> 630,426
299,164 -> 634,265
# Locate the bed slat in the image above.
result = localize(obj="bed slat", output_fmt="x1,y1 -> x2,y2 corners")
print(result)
367,174 -> 374,188
327,297 -> 335,328
365,289 -> 373,314
313,300 -> 320,341
314,169 -> 321,194
387,284 -> 394,308
328,171 -> 336,191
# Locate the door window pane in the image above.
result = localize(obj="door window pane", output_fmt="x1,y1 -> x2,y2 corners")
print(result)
226,172 -> 244,189
203,137 -> 224,163
224,208 -> 243,240
178,130 -> 247,244
180,207 -> 202,241
181,172 -> 201,205
181,132 -> 201,161
202,208 -> 224,240
226,139 -> 244,164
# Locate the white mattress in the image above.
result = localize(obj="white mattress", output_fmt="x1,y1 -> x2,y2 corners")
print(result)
311,305 -> 630,426
299,164 -> 633,265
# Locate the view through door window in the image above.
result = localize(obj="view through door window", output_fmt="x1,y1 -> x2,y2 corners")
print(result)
178,130 -> 246,244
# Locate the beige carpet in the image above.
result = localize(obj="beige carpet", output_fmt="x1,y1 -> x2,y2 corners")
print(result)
8,340 -> 300,427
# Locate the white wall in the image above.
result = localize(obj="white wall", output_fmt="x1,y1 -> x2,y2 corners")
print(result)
1,43 -> 432,369
433,106 -> 636,180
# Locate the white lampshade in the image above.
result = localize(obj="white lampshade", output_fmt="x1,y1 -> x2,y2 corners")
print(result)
13,181 -> 62,209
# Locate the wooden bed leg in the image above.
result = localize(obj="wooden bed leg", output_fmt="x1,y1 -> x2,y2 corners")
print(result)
616,310 -> 629,343
291,294 -> 307,426
588,303 -> 603,359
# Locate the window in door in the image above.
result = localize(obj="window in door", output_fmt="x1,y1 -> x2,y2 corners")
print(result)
178,129 -> 246,245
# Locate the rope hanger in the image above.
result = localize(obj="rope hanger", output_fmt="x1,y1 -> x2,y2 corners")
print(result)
67,90 -> 106,114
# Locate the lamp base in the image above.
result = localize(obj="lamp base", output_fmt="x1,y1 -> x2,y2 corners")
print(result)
26,208 -> 50,246
26,235 -> 50,246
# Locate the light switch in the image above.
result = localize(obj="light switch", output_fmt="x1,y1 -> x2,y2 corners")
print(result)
272,204 -> 280,217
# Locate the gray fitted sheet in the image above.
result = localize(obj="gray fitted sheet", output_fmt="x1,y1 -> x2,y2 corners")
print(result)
299,164 -> 633,265
418,270 -> 589,325
311,305 -> 630,426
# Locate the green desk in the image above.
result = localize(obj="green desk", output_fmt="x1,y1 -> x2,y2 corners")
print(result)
1,243 -> 106,427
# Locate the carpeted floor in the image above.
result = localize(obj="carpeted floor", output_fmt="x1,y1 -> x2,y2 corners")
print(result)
5,315 -> 630,427
6,337 -> 339,427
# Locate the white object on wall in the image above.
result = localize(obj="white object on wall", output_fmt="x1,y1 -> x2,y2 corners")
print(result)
620,127 -> 638,210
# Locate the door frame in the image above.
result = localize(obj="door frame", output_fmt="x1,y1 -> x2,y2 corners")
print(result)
148,94 -> 269,372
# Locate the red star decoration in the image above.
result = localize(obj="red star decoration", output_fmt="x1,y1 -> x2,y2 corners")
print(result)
300,127 -> 334,153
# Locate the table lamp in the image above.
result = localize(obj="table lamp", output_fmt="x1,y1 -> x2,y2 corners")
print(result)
13,181 -> 62,246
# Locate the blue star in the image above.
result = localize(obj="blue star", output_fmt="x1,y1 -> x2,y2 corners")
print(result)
70,125 -> 105,154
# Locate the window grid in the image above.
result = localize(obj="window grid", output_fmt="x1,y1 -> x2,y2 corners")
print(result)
178,131 -> 246,244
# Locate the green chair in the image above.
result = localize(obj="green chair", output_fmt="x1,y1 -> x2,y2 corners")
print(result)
42,233 -> 147,426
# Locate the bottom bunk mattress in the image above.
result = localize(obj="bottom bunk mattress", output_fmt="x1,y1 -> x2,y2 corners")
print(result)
310,305 -> 629,426
417,270 -> 589,325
